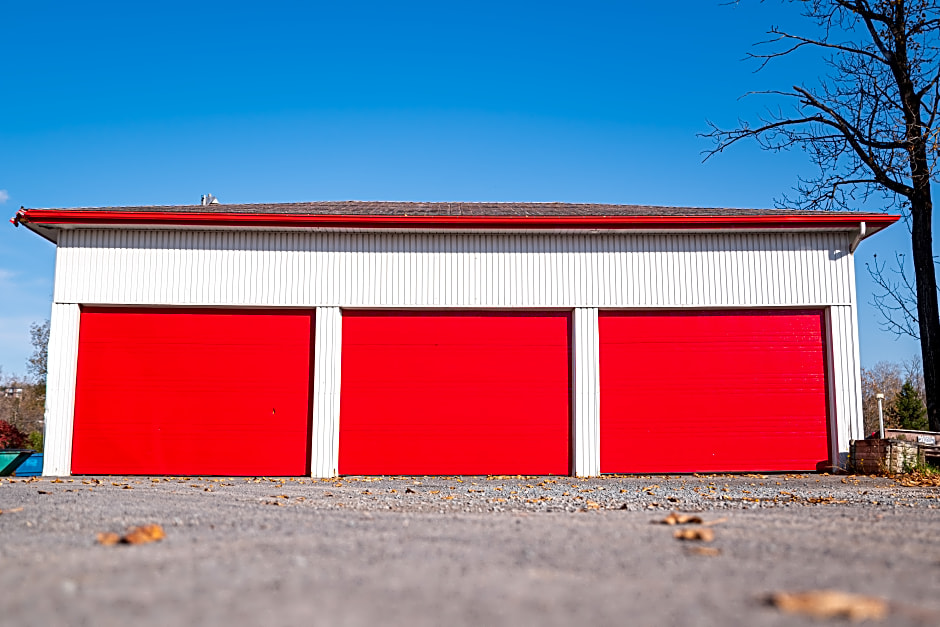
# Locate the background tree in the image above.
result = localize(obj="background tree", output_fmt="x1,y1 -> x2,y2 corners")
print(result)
895,378 -> 929,428
0,320 -> 50,449
27,319 -> 49,385
860,357 -> 927,432
705,0 -> 940,431
861,360 -> 905,433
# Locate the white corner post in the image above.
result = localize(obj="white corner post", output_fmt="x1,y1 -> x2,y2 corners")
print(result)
42,303 -> 81,477
572,307 -> 601,477
826,305 -> 864,471
310,306 -> 343,478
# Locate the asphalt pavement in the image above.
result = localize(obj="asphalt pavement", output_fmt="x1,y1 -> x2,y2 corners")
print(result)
2,473 -> 939,626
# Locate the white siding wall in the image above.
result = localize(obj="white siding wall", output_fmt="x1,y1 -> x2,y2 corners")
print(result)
43,303 -> 80,476
45,227 -> 863,476
572,308 -> 601,477
54,229 -> 855,308
828,305 -> 864,466
310,306 -> 342,478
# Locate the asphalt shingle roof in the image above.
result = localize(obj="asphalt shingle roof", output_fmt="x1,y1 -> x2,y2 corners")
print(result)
24,200 -> 878,217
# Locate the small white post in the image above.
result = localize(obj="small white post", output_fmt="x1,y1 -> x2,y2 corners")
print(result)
875,393 -> 885,439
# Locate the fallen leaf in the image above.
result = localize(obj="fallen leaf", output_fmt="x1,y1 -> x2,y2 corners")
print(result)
674,528 -> 715,542
0,507 -> 24,515
97,532 -> 121,546
405,488 -> 416,494
429,490 -> 440,494
659,512 -> 704,525
37,490 -> 50,495
122,524 -> 166,545
687,546 -> 721,557
767,590 -> 887,621
702,517 -> 728,527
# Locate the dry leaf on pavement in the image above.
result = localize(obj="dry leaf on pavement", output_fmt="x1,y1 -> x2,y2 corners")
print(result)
674,528 -> 715,542
767,590 -> 887,621
97,524 -> 165,546
702,517 -> 728,526
96,532 -> 121,546
659,512 -> 704,525
122,524 -> 166,544
687,546 -> 721,556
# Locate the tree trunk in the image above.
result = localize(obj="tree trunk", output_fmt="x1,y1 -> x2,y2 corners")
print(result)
910,184 -> 940,431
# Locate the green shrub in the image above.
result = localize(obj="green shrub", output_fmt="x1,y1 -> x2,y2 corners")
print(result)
27,431 -> 43,452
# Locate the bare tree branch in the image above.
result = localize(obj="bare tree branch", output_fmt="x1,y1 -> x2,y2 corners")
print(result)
702,0 -> 940,430
867,252 -> 922,338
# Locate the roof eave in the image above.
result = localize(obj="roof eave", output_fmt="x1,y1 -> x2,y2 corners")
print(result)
12,208 -> 901,236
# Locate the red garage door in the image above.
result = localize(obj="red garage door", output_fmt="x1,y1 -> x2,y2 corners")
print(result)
72,308 -> 314,476
600,310 -> 829,473
339,311 -> 570,475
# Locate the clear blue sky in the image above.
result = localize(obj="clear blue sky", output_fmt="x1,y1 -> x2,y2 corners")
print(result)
0,1 -> 928,376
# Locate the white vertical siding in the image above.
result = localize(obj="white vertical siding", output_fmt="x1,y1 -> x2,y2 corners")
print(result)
572,308 -> 601,477
310,307 -> 342,478
828,304 -> 863,467
54,230 -> 855,309
42,303 -> 80,477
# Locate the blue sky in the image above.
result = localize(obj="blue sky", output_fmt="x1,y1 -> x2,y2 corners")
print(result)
0,1 -> 927,375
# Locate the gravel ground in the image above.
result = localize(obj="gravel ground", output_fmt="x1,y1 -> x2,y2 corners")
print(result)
2,473 -> 939,626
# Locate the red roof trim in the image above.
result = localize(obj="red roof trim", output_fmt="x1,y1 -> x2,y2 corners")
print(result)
14,208 -> 900,231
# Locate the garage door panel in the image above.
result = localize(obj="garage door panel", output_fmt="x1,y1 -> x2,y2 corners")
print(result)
344,346 -> 568,384
72,308 -> 314,476
600,310 -> 829,473
339,311 -> 570,475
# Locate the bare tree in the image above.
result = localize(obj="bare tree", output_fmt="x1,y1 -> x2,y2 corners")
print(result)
867,251 -> 922,337
0,372 -> 44,437
704,0 -> 940,431
861,360 -> 905,433
27,319 -> 49,386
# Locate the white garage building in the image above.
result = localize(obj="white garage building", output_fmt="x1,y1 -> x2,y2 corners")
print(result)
13,201 -> 897,477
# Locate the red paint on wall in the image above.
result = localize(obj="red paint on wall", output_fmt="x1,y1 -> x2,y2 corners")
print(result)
599,310 -> 829,473
72,308 -> 314,476
339,311 -> 570,475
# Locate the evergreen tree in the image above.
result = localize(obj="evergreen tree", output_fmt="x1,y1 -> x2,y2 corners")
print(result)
895,379 -> 928,431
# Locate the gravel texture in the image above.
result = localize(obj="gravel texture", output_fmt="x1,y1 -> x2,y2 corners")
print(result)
2,473 -> 939,626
